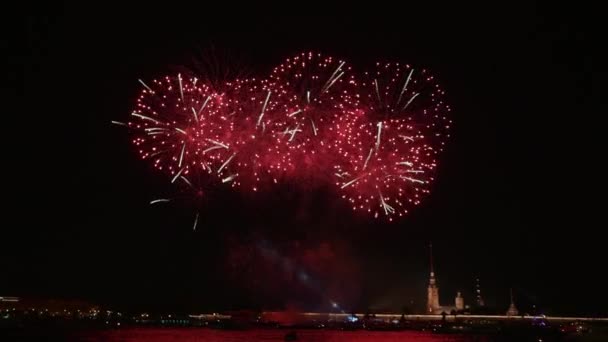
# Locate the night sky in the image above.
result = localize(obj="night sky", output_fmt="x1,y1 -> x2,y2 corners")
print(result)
12,4 -> 605,316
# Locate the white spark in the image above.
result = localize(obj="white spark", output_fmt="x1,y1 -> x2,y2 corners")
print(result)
375,121 -> 383,151
399,135 -> 414,141
192,212 -> 199,231
175,127 -> 187,135
202,145 -> 224,154
111,121 -> 127,126
138,79 -> 152,92
171,167 -> 185,183
257,91 -> 271,128
222,174 -> 237,183
396,68 -> 414,106
197,96 -> 211,116
328,61 -> 346,80
323,71 -> 344,93
378,191 -> 395,215
178,143 -> 186,167
288,109 -> 302,117
322,61 -> 345,92
363,148 -> 374,170
405,170 -> 425,174
178,73 -> 184,102
206,139 -> 229,149
217,153 -> 237,174
149,150 -> 166,157
144,127 -> 169,135
341,174 -> 367,189
306,90 -> 310,104
310,118 -> 318,136
150,199 -> 170,205
400,175 -> 425,184
131,112 -> 162,124
288,124 -> 302,142
396,161 -> 413,167
191,107 -> 198,123
374,79 -> 382,105
402,92 -> 419,111
180,175 -> 193,188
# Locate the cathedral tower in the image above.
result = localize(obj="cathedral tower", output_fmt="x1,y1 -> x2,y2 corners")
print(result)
426,243 -> 440,314
506,288 -> 519,316
455,291 -> 464,311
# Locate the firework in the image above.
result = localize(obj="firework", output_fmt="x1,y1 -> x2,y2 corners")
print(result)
266,52 -> 361,181
330,62 -> 451,220
331,115 -> 437,221
359,62 -> 451,148
114,53 -> 452,223
128,75 -> 241,187
218,78 -> 294,191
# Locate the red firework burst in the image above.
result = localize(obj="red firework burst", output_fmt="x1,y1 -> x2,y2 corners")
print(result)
113,52 -> 452,223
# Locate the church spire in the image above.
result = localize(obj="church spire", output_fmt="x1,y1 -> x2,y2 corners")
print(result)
475,277 -> 485,306
426,242 -> 440,314
429,242 -> 436,285
430,242 -> 435,274
506,288 -> 519,316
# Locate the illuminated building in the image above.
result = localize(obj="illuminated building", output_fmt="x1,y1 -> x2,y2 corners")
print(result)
0,296 -> 19,302
426,244 -> 464,314
475,278 -> 485,307
455,292 -> 464,311
506,288 -> 519,316
426,243 -> 440,314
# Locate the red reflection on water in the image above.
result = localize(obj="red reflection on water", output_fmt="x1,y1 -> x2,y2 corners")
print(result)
78,328 -> 484,342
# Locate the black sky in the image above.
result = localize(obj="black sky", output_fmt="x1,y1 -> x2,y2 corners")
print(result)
11,3 -> 605,315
